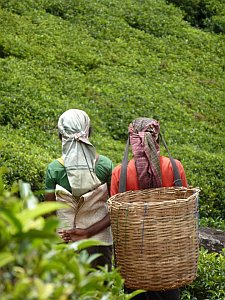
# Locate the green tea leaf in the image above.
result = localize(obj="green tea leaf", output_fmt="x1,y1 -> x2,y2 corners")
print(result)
0,252 -> 15,268
17,202 -> 68,223
0,208 -> 22,232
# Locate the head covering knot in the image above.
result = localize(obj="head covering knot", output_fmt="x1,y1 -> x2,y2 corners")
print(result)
128,117 -> 162,189
58,109 -> 101,197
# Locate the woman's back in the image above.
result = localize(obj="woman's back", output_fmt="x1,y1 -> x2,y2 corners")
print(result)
110,156 -> 187,196
45,154 -> 113,193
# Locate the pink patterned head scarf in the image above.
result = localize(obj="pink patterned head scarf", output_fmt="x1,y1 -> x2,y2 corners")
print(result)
129,117 -> 162,189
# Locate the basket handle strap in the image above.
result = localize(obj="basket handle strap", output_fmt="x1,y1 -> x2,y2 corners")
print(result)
160,133 -> 182,187
119,137 -> 130,193
119,133 -> 183,192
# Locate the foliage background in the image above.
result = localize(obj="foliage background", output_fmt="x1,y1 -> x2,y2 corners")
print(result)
1,0 -> 224,223
0,1 -> 225,299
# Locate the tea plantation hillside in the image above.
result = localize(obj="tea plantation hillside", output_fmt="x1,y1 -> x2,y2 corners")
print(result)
0,0 -> 225,225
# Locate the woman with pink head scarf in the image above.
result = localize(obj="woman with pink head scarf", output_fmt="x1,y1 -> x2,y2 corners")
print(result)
111,117 -> 188,300
128,117 -> 162,189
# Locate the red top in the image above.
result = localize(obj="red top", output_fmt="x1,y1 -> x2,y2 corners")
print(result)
110,156 -> 188,196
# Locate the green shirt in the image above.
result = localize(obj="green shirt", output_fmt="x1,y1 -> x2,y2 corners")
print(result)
45,154 -> 114,193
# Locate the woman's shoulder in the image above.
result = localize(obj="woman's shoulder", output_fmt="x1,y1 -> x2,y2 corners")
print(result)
97,154 -> 113,165
160,155 -> 184,169
96,155 -> 114,173
47,158 -> 64,170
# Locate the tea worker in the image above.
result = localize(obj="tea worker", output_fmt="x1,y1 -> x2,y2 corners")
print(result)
45,109 -> 113,269
110,117 -> 188,300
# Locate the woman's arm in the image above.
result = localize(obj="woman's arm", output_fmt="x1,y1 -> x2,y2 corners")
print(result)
45,192 -> 56,201
110,167 -> 120,196
44,192 -> 56,218
59,213 -> 111,242
176,160 -> 188,187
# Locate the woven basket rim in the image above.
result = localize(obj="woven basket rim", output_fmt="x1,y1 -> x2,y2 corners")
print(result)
108,187 -> 200,205
108,197 -> 196,206
112,186 -> 199,194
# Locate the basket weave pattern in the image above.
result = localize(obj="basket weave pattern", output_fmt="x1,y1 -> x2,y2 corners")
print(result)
108,187 -> 199,291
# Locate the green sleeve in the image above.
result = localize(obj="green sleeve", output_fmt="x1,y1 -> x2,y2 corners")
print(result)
45,167 -> 56,192
107,160 -> 114,189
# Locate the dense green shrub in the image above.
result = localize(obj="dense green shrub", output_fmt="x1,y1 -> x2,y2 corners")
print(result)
0,179 -> 140,300
200,216 -> 225,231
0,0 -> 45,14
0,179 -> 224,300
0,0 -> 224,225
0,128 -> 49,194
0,2 -> 224,299
174,145 -> 225,219
181,248 -> 225,300
167,0 -> 225,33
205,14 -> 225,34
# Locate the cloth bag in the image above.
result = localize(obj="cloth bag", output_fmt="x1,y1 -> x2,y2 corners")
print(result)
55,183 -> 113,244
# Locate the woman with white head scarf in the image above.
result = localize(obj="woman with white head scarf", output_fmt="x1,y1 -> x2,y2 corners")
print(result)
57,109 -> 101,197
45,109 -> 113,270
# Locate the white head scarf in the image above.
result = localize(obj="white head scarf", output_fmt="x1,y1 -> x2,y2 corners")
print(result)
58,109 -> 101,197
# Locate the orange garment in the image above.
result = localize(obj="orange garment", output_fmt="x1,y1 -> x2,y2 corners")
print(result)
110,156 -> 188,196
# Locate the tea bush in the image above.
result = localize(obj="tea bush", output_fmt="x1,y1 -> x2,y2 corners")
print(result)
181,248 -> 225,300
0,2 -> 224,300
0,179 -> 140,300
0,179 -> 224,299
0,0 -> 224,224
167,0 -> 225,33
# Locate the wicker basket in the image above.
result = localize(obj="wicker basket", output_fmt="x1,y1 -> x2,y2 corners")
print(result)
108,187 -> 200,291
